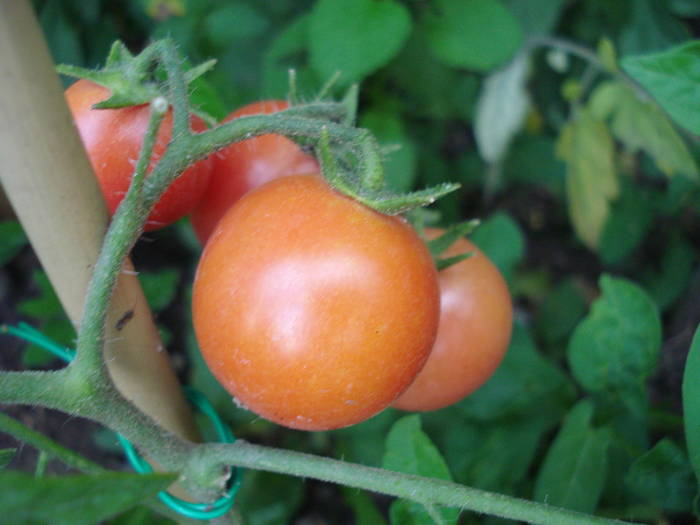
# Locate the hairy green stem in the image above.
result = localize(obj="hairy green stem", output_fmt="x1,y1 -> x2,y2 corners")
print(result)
142,112 -> 366,212
0,410 -> 104,474
159,40 -> 190,137
77,382 -> 194,471
283,101 -> 349,122
358,130 -> 384,192
72,98 -> 168,377
190,441 -> 637,525
0,368 -> 192,471
0,370 -> 78,410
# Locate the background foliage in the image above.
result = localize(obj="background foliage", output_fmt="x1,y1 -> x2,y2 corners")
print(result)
1,0 -> 700,523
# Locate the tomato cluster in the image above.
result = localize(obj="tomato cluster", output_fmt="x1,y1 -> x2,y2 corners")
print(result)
68,87 -> 512,431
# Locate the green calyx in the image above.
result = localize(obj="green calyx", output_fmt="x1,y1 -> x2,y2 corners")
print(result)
316,125 -> 460,215
406,209 -> 481,271
56,40 -> 216,111
425,220 -> 480,271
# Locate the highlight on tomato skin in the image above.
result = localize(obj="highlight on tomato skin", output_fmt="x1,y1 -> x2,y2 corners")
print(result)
190,100 -> 319,244
64,79 -> 213,231
392,228 -> 513,412
192,174 -> 440,431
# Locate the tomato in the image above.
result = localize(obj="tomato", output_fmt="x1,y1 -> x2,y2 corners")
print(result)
65,79 -> 212,231
392,229 -> 513,412
190,100 -> 318,244
192,175 -> 440,430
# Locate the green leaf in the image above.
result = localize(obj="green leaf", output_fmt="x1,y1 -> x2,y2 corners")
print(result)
618,0 -> 688,56
335,409 -> 399,467
423,0 -> 523,72
360,107 -> 417,192
683,324 -> 700,487
534,400 -> 611,513
557,108 -> 619,250
567,275 -> 661,393
387,31 -> 468,120
262,16 -> 318,99
309,0 -> 411,85
625,438 -> 696,512
475,52 -> 530,162
383,415 -> 452,479
469,211 -> 524,286
504,135 -> 566,196
622,41 -> 700,135
108,506 -> 176,525
589,81 -> 697,178
139,269 -> 179,312
0,471 -> 174,525
535,278 -> 587,346
501,0 -> 568,37
670,0 -> 700,17
203,3 -> 269,49
383,416 -> 459,525
643,233 -> 697,311
17,271 -> 75,368
343,487 -> 388,525
39,0 -> 85,74
458,323 -> 573,420
237,470 -> 304,525
0,449 -> 15,469
188,73 -> 227,122
462,413 -> 560,492
0,221 -> 27,266
598,182 -> 655,265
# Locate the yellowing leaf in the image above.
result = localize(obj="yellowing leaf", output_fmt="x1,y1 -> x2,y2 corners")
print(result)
590,81 -> 697,178
597,37 -> 618,72
557,109 -> 618,250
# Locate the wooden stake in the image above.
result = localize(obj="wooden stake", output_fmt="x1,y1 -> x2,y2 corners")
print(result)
0,0 -> 199,442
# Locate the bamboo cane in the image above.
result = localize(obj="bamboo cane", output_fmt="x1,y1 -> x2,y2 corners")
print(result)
0,0 -> 199,442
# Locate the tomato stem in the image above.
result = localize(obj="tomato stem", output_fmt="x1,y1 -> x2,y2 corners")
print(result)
188,441 -> 636,525
357,130 -> 385,192
159,39 -> 191,138
71,93 -> 168,379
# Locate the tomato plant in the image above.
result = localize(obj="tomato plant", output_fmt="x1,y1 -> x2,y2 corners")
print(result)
192,174 -> 440,430
190,100 -> 318,244
65,79 -> 212,231
393,228 -> 513,412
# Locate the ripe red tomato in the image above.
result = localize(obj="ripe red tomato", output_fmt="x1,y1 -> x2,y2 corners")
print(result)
192,175 -> 440,430
392,229 -> 513,412
190,100 -> 318,244
65,79 -> 212,231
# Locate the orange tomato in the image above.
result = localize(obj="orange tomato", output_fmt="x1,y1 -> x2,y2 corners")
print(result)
192,175 -> 439,430
393,229 -> 513,412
